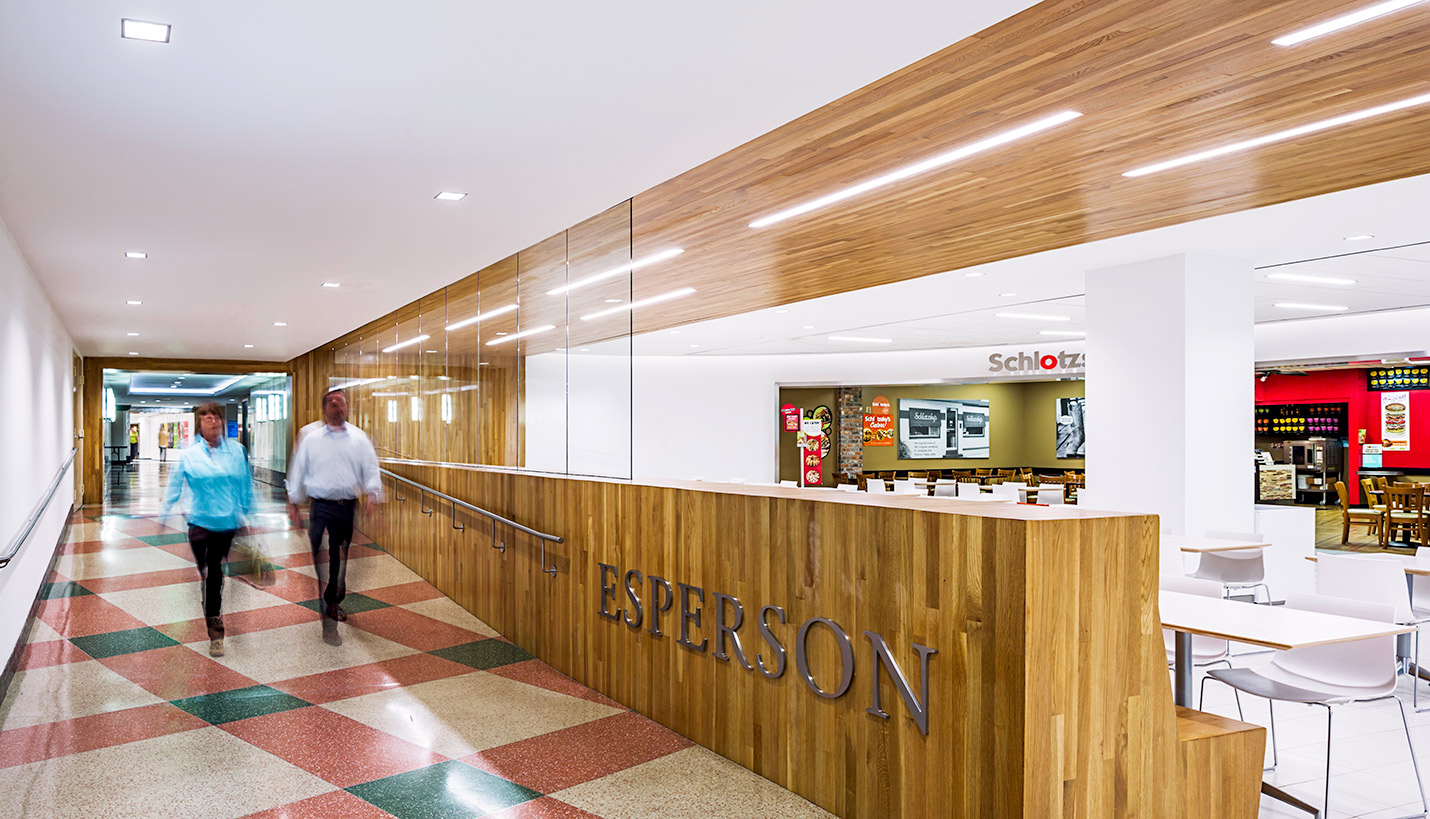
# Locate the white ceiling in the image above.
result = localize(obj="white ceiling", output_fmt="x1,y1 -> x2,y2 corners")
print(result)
617,172 -> 1430,356
0,0 -> 1041,360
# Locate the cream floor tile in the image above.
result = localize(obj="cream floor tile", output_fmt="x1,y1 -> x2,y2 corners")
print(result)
26,619 -> 65,643
0,726 -> 336,819
243,528 -> 312,557
0,659 -> 164,730
553,746 -> 836,819
102,578 -> 292,626
189,620 -> 417,684
337,555 -> 424,592
55,546 -> 195,580
324,670 -> 621,757
400,596 -> 500,637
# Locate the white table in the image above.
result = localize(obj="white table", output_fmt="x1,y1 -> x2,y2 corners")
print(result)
1161,533 -> 1267,554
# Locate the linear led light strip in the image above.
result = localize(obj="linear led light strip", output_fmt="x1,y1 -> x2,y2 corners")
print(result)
1266,272 -> 1357,285
1274,0 -> 1427,46
1124,91 -> 1430,177
382,334 -> 431,353
748,111 -> 1083,229
446,303 -> 517,332
486,325 -> 555,346
547,249 -> 684,296
580,287 -> 695,321
129,376 -> 244,396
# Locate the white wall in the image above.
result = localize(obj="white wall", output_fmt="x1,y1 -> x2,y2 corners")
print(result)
0,216 -> 75,669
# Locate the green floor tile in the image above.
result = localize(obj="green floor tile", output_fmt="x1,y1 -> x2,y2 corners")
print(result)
221,557 -> 285,578
171,685 -> 311,725
297,592 -> 389,616
136,532 -> 190,546
430,639 -> 534,670
347,761 -> 540,819
69,626 -> 179,659
39,581 -> 93,599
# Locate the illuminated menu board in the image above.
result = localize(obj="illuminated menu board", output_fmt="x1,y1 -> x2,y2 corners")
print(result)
1255,402 -> 1347,436
1367,366 -> 1430,392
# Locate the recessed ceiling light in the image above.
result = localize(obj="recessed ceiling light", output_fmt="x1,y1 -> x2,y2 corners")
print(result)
1124,92 -> 1430,177
434,192 -> 468,201
486,325 -> 555,346
321,282 -> 341,288
579,288 -> 695,321
579,347 -> 591,352
669,330 -> 681,335
547,248 -> 684,296
495,332 -> 508,336
748,111 -> 1082,228
1266,272 -> 1358,285
1273,0 -> 1426,46
425,350 -> 438,353
964,272 -> 984,278
128,351 -> 139,356
774,309 -> 789,314
120,19 -> 170,43
125,251 -> 147,259
689,344 -> 701,348
801,325 -> 815,330
1344,234 -> 1376,241
828,336 -> 894,343
603,298 -> 621,304
1000,292 -> 1019,297
273,322 -> 287,327
446,303 -> 517,332
1274,302 -> 1349,311
243,344 -> 255,348
996,312 -> 1071,321
126,332 -> 139,337
1040,330 -> 1087,337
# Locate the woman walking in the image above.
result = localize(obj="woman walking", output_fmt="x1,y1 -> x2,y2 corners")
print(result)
160,401 -> 254,656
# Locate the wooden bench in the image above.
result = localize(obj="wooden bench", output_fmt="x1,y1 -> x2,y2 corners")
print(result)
1176,706 -> 1266,819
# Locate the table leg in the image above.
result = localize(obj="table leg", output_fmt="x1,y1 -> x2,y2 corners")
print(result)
1260,782 -> 1319,815
1174,630 -> 1192,707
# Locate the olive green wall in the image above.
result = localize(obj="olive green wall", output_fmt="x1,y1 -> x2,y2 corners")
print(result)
858,380 -> 1085,471
777,387 -> 839,484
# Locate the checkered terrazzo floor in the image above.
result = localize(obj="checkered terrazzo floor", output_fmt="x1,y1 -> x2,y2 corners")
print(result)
0,462 -> 833,819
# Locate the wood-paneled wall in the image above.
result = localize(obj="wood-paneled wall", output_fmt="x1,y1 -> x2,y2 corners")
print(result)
356,465 -> 1196,817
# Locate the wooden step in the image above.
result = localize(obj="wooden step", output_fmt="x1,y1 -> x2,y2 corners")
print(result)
1176,706 -> 1266,819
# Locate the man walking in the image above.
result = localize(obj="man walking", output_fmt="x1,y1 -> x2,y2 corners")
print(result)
286,388 -> 383,645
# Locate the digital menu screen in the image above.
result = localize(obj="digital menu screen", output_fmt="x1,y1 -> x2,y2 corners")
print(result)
1367,366 -> 1430,392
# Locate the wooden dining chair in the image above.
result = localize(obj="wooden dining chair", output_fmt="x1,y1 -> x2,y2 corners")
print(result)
1382,485 -> 1427,547
1362,478 -> 1387,519
1335,481 -> 1383,543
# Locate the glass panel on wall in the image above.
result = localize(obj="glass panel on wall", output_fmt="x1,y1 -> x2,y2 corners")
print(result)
478,255 -> 522,467
389,307 -> 423,460
418,291 -> 448,464
246,373 -> 290,481
518,233 -> 569,473
444,271 -> 485,466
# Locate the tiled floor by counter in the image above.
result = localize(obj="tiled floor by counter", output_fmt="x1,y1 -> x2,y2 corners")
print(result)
0,462 -> 834,819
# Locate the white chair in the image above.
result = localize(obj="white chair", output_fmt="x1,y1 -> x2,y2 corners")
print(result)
1318,553 -> 1430,708
729,477 -> 747,484
988,484 -> 1019,501
957,482 -> 982,498
1412,547 -> 1430,612
891,478 -> 917,494
1189,530 -> 1268,604
779,479 -> 798,488
1161,575 -> 1231,708
1035,487 -> 1064,505
933,484 -> 959,498
1204,592 -> 1427,819
865,479 -> 888,494
837,483 -> 859,493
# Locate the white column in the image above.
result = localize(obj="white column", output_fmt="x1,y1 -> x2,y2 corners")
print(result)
1084,255 -> 1255,566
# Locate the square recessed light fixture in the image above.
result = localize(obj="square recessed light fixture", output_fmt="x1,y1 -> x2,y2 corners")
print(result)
434,192 -> 467,201
126,332 -> 139,337
321,282 -> 341,288
1000,292 -> 1019,297
121,18 -> 170,43
125,251 -> 147,259
1344,234 -> 1375,241
126,300 -> 143,305
243,344 -> 255,348
273,321 -> 287,327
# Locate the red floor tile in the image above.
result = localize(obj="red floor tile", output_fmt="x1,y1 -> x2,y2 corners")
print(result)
464,711 -> 692,793
486,797 -> 603,819
152,617 -> 211,643
221,706 -> 446,788
363,580 -> 445,606
99,644 -> 259,699
0,702 -> 208,768
154,602 -> 320,643
267,653 -> 474,704
18,639 -> 92,670
237,790 -> 398,819
348,606 -> 484,651
81,566 -> 200,594
63,537 -> 150,555
250,569 -> 324,603
108,518 -> 183,537
487,660 -> 624,709
154,541 -> 198,560
37,595 -> 149,638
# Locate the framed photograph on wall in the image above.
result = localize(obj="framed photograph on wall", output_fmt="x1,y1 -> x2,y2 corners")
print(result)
896,398 -> 990,459
1056,397 -> 1086,459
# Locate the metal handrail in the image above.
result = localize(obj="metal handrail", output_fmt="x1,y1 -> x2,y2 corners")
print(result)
379,468 -> 562,577
1,448 -> 78,569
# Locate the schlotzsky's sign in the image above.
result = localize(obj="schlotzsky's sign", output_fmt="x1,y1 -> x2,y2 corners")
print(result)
988,348 -> 1085,375
597,563 -> 937,735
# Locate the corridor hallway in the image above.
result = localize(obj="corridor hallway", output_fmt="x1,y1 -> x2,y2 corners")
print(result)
0,462 -> 832,819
